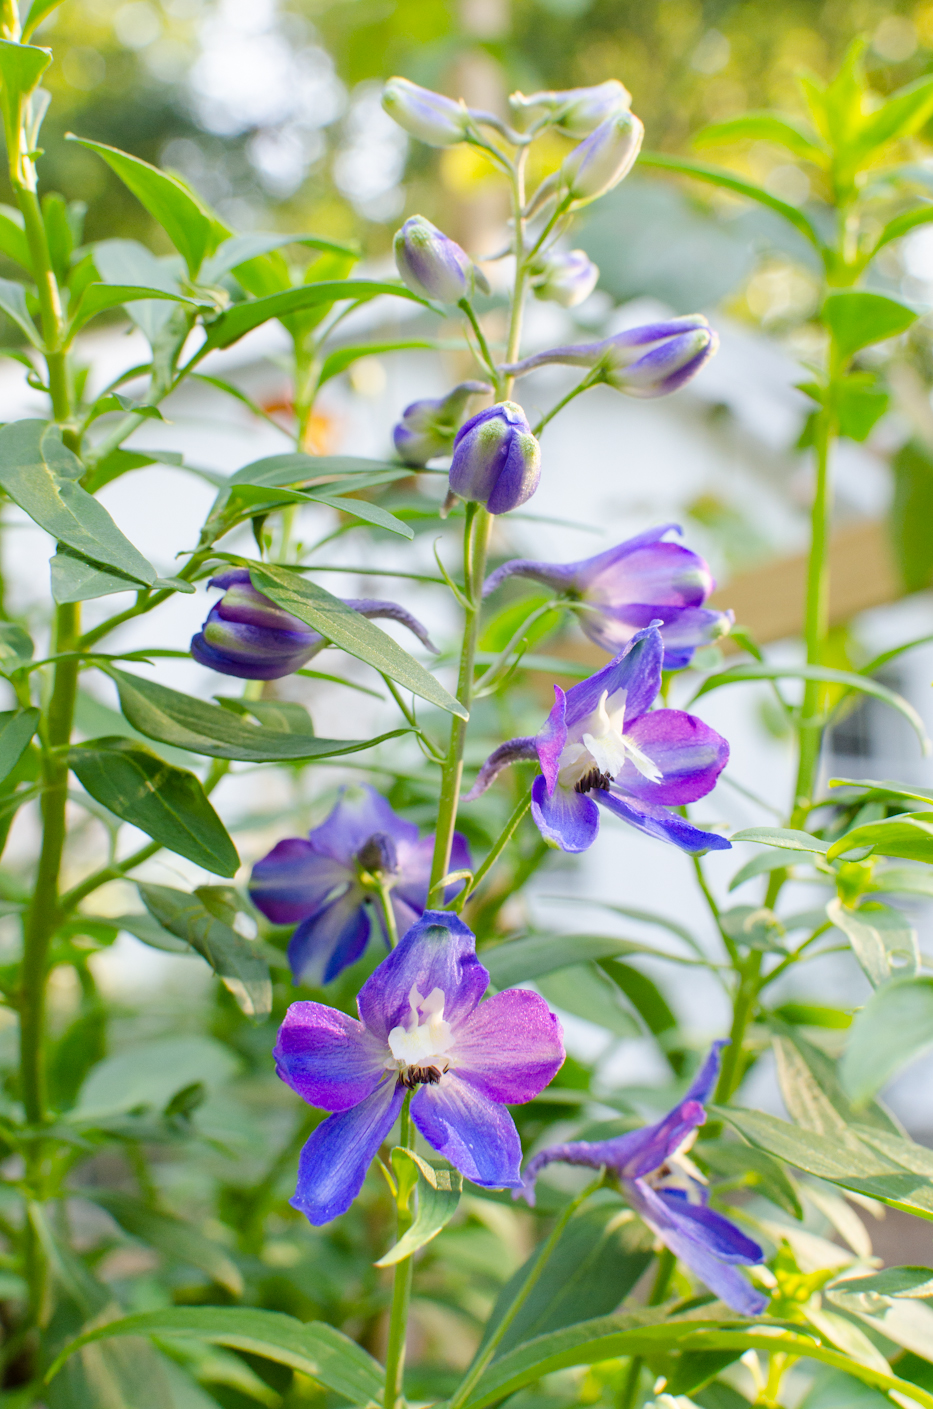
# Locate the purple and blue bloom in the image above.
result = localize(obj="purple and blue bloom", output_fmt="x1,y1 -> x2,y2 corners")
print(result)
191,569 -> 437,681
520,1041 -> 767,1317
382,78 -> 471,147
448,401 -> 541,514
483,524 -> 733,670
530,249 -> 600,309
465,625 -> 730,855
250,786 -> 471,987
501,316 -> 717,399
274,910 -> 565,1224
394,215 -> 489,304
393,379 -> 492,468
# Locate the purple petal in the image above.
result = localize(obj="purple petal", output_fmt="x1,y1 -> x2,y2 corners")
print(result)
619,1100 -> 708,1179
274,1000 -> 386,1111
411,1071 -> 523,1187
342,599 -> 439,655
357,909 -> 488,1041
684,1040 -> 729,1104
582,539 -> 712,608
531,775 -> 600,852
392,831 -> 471,912
486,428 -> 542,515
310,786 -> 419,863
537,686 -> 568,795
563,627 -> 662,731
616,709 -> 729,805
291,1077 -> 404,1226
598,791 -> 731,853
463,737 -> 538,801
249,838 -> 352,925
484,528 -> 684,599
287,889 -> 372,987
451,990 -> 564,1102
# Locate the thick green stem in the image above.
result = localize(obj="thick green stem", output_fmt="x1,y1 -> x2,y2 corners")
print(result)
383,1097 -> 414,1409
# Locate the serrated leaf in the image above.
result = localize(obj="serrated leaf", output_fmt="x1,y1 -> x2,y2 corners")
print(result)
0,420 -> 155,585
69,737 -> 239,876
0,709 -> 39,785
841,977 -> 933,1106
87,1191 -> 243,1295
200,279 -> 435,352
823,291 -> 918,360
250,563 -> 467,718
376,1150 -> 462,1266
827,897 -> 918,986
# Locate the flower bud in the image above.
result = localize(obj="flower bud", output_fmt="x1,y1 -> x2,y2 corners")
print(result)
393,380 -> 492,467
560,109 -> 644,205
394,215 -> 488,304
530,249 -> 599,308
448,401 -> 541,515
382,77 -> 471,147
510,80 -> 632,137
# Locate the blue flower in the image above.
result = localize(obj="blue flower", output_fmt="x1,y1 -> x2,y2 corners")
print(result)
274,910 -> 565,1224
465,626 -> 731,854
501,316 -> 717,399
393,380 -> 492,468
521,1041 -> 767,1316
249,786 -> 471,986
394,215 -> 489,304
448,401 -> 541,514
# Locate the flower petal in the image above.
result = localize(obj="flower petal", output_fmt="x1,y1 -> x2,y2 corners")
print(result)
411,1071 -> 523,1186
451,990 -> 564,1101
310,785 -> 419,862
531,775 -> 600,852
463,736 -> 539,801
563,627 -> 662,731
616,709 -> 729,805
583,539 -> 713,609
357,909 -> 488,1041
580,604 -> 732,669
291,1078 -> 404,1226
618,1099 -> 708,1179
249,838 -> 353,926
287,889 -> 372,987
274,1000 -> 387,1111
598,790 -> 730,853
536,686 -> 568,794
684,1039 -> 729,1105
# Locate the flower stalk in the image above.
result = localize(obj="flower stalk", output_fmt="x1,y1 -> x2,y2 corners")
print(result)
383,1096 -> 415,1409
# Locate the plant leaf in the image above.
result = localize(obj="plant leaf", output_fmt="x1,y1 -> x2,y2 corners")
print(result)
21,0 -> 66,39
0,203 -> 30,271
0,275 -> 40,346
250,563 -> 467,718
74,1034 -> 237,1121
826,811 -> 933,863
731,826 -> 829,854
68,738 -> 239,877
375,1150 -> 462,1267
68,282 -> 205,335
537,964 -> 641,1038
200,280 -> 435,352
823,290 -> 918,360
829,1266 -> 933,1301
827,897 -> 918,986
841,977 -> 933,1106
692,112 -> 828,163
307,492 -> 414,539
200,230 -> 355,283
318,339 -> 448,387
0,709 -> 38,785
697,1139 -> 803,1219
86,1191 -> 243,1296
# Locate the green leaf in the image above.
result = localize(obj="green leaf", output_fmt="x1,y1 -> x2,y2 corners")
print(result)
21,0 -> 67,41
68,737 -> 239,877
482,932 -> 700,988
74,1034 -> 237,1121
67,282 -> 204,336
46,1307 -> 385,1405
692,112 -> 828,163
87,1191 -> 243,1296
833,374 -> 889,442
829,1266 -> 933,1301
891,440 -> 933,593
692,663 -> 929,752
250,563 -> 467,719
770,1026 -> 900,1136
856,74 -> 933,156
871,202 -> 933,261
375,1149 -> 462,1266
68,136 -> 213,277
201,230 -> 356,284
827,897 -> 918,986
0,203 -> 30,271
728,847 -> 802,890
50,545 -> 149,603
823,291 -> 918,361
109,667 -> 408,762
826,811 -> 933,863
307,492 -> 414,540
841,977 -> 933,1106
138,882 -> 271,1021
0,620 -> 33,672
872,866 -> 933,898
318,338 -> 448,387
110,910 -> 190,954
0,420 -> 155,586
827,1291 -> 933,1364
697,1139 -> 803,1219
0,709 -> 39,785
0,275 -> 40,346
598,958 -> 680,1065
731,826 -> 829,855
0,39 -> 50,106
200,280 -> 435,352
537,964 -> 641,1037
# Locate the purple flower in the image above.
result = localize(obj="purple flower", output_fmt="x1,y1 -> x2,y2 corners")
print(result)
190,569 -> 437,681
501,316 -> 717,399
510,80 -> 632,137
483,524 -> 733,670
520,1042 -> 767,1317
560,109 -> 644,204
530,249 -> 599,309
382,78 -> 471,147
274,909 -> 565,1224
393,380 -> 492,468
448,401 -> 541,514
465,625 -> 730,855
250,785 -> 471,986
394,216 -> 489,304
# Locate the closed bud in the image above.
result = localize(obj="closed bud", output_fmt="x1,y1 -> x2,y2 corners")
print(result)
393,380 -> 492,467
560,109 -> 644,205
448,401 -> 541,515
382,77 -> 471,147
530,249 -> 599,308
510,80 -> 632,137
394,215 -> 488,304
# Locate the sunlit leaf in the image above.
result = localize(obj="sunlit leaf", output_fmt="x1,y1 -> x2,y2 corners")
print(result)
827,897 -> 918,987
823,291 -> 918,361
0,709 -> 39,785
200,279 -> 436,352
375,1150 -> 462,1267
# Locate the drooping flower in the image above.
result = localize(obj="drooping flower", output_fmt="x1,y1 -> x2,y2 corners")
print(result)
382,77 -> 471,146
483,524 -> 733,670
465,625 -> 730,855
250,786 -> 471,986
560,109 -> 644,204
509,80 -> 632,137
274,909 -> 565,1224
394,215 -> 489,304
393,380 -> 492,468
530,249 -> 600,309
190,569 -> 437,681
448,401 -> 541,514
501,316 -> 717,399
520,1041 -> 767,1317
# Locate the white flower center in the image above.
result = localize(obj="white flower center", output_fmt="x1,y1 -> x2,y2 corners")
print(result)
557,689 -> 662,791
386,985 -> 454,1085
643,1131 -> 707,1204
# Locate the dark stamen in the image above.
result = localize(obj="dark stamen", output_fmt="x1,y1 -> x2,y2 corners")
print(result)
399,1064 -> 446,1089
574,767 -> 612,795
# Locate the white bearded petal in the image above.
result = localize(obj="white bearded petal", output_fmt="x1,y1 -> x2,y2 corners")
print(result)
621,734 -> 662,783
582,728 -> 628,777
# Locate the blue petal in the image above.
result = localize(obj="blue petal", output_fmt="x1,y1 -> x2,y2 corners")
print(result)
411,1071 -> 523,1186
684,1040 -> 729,1105
288,889 -> 372,987
356,909 -> 488,1041
249,839 -> 352,926
291,1077 -> 404,1226
598,791 -> 731,853
563,627 -> 662,731
310,785 -> 419,862
531,775 -> 599,852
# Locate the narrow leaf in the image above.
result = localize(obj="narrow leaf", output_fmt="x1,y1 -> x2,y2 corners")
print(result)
0,204 -> 30,271
68,282 -> 204,335
375,1150 -> 462,1266
87,1191 -> 243,1295
0,709 -> 39,785
827,811 -> 933,863
308,492 -> 414,539
318,339 -> 447,387
827,897 -> 918,986
0,275 -> 40,346
829,1266 -> 933,1301
201,280 -> 435,352
692,112 -> 828,163
841,977 -> 933,1105
731,826 -> 829,854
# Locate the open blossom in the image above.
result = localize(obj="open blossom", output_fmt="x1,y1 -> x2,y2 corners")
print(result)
393,380 -> 492,468
448,401 -> 541,514
465,625 -> 730,855
274,910 -> 565,1224
191,569 -> 437,681
501,316 -> 717,399
520,1041 -> 767,1317
250,786 -> 470,986
483,524 -> 733,670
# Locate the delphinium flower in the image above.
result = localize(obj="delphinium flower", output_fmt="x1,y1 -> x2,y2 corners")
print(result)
394,215 -> 490,304
448,401 -> 541,514
509,80 -> 632,137
250,786 -> 471,986
191,568 -> 437,680
520,1041 -> 767,1316
393,380 -> 492,468
274,910 -> 565,1224
465,625 -> 730,854
530,250 -> 600,308
382,78 -> 472,146
483,524 -> 733,670
501,316 -> 717,400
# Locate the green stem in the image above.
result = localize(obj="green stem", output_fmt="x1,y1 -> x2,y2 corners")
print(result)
618,1248 -> 676,1408
376,882 -> 400,948
532,375 -> 594,437
459,793 -> 531,909
383,1095 -> 415,1409
459,298 -> 498,382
